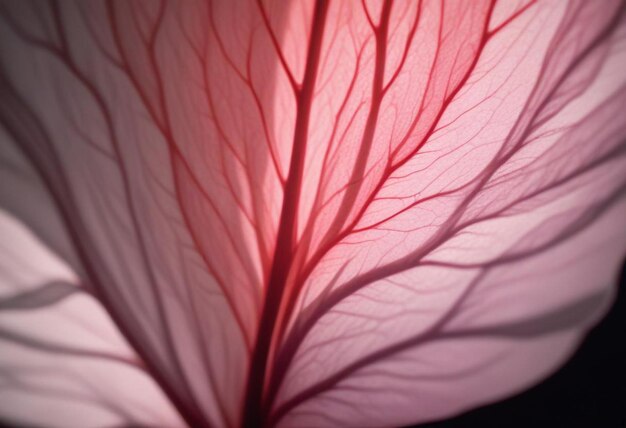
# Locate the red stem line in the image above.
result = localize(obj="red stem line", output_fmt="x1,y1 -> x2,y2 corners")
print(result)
241,1 -> 329,426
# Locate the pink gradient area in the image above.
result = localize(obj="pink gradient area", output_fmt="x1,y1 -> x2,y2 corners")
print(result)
0,1 -> 625,427
0,211 -> 183,427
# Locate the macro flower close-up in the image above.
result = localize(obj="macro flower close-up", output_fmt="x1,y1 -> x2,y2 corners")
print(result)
0,0 -> 625,427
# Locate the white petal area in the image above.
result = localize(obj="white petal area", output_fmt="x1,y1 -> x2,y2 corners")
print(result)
0,210 -> 183,428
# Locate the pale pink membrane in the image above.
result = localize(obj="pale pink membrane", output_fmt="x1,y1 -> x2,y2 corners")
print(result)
0,1 -> 624,427
0,210 -> 183,427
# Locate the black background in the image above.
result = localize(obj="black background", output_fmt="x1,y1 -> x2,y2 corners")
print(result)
413,259 -> 626,428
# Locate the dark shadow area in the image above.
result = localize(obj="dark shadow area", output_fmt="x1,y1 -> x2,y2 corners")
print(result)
413,258 -> 626,428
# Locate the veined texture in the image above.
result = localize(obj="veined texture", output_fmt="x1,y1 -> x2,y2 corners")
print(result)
0,1 -> 625,427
